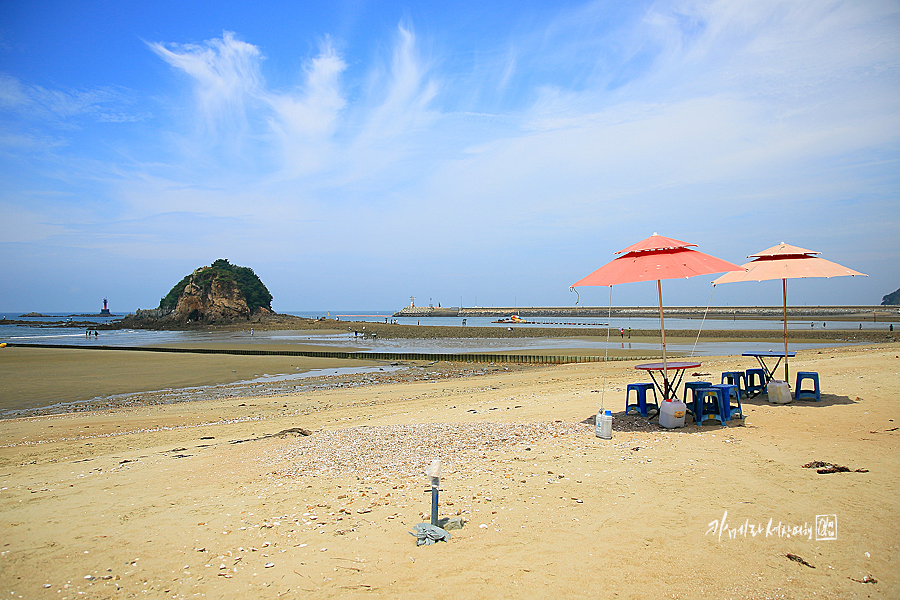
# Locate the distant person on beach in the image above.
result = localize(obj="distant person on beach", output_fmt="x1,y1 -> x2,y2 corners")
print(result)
619,327 -> 624,338
628,327 -> 632,338
891,324 -> 894,332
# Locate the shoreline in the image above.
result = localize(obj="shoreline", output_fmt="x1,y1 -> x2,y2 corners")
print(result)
2,327 -> 895,418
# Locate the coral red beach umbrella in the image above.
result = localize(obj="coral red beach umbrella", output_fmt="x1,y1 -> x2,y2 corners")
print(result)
572,234 -> 743,287
713,243 -> 866,382
571,234 -> 743,387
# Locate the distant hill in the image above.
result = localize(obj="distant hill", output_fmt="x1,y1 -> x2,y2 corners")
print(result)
882,287 -> 900,306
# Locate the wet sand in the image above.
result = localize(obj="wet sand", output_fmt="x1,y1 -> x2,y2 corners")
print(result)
0,345 -> 372,415
0,336 -> 898,599
2,328 -> 876,416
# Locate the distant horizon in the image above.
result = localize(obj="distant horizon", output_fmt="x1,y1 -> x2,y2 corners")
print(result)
3,302 -> 895,317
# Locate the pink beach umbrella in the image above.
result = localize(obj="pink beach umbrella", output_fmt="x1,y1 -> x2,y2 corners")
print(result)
712,243 -> 866,382
571,234 -> 744,394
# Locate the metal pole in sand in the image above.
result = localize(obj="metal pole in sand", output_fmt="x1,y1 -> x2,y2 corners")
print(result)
426,460 -> 442,526
431,481 -> 439,526
783,279 -> 789,383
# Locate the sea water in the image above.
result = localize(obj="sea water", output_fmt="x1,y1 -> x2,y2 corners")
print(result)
0,311 -> 871,356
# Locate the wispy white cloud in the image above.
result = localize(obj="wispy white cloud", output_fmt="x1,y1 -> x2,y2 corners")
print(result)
263,38 -> 347,178
148,31 -> 263,136
0,73 -> 30,108
358,24 -> 439,139
0,130 -> 67,152
0,205 -> 69,243
146,26 -> 441,186
0,73 -> 146,125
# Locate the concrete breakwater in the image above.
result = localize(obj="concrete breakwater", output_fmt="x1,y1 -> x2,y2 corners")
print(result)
394,305 -> 896,319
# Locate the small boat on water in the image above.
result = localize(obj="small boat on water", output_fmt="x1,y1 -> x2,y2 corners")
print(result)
493,315 -> 527,324
491,314 -> 609,326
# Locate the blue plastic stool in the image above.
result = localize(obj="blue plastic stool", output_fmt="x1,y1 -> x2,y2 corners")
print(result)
745,368 -> 767,396
712,383 -> 743,420
794,371 -> 821,401
683,381 -> 713,420
625,383 -> 659,417
697,387 -> 729,426
721,371 -> 748,398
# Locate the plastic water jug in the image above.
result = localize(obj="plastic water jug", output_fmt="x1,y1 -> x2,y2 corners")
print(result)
767,380 -> 792,404
659,399 -> 687,428
596,409 -> 612,439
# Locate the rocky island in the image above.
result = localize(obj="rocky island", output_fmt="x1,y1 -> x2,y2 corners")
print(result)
121,259 -> 277,328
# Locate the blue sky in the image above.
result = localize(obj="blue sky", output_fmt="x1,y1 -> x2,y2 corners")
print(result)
1,0 -> 897,313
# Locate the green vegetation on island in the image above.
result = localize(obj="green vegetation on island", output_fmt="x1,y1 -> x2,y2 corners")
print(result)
159,259 -> 273,313
882,287 -> 900,306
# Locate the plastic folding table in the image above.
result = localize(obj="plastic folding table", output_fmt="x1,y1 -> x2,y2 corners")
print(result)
635,361 -> 701,401
741,351 -> 796,397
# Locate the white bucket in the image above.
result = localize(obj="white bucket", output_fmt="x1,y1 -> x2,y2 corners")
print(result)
767,380 -> 793,404
659,399 -> 687,429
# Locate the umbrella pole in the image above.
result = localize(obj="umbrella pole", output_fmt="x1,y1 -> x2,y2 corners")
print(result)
657,279 -> 669,397
783,278 -> 789,383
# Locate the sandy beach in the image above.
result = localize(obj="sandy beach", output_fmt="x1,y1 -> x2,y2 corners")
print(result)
1,334 -> 898,599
